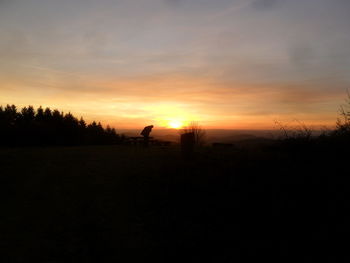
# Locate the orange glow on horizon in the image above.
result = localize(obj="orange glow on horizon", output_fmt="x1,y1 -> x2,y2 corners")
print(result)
0,75 -> 341,130
167,119 -> 184,129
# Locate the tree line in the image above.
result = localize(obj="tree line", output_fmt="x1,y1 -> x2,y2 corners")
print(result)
0,105 -> 124,147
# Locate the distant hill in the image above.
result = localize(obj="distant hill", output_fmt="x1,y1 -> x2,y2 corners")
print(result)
119,128 -> 280,144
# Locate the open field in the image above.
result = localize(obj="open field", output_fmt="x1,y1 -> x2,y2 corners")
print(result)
1,142 -> 349,262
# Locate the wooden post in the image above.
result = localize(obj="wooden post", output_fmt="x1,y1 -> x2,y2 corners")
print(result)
181,132 -> 195,159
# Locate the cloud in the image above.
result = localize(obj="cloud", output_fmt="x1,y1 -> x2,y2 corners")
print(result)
1,0 -> 350,128
0,0 -> 13,7
164,0 -> 184,7
251,0 -> 279,10
288,43 -> 316,69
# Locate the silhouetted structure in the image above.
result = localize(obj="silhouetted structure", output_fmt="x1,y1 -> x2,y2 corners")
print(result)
140,125 -> 153,147
180,121 -> 206,146
181,132 -> 195,159
0,104 -> 123,147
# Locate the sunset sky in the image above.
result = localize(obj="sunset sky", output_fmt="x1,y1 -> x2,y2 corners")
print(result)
1,0 -> 350,129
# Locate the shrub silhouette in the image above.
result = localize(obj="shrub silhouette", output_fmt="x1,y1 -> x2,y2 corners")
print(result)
179,121 -> 206,146
274,119 -> 312,140
0,104 -> 123,147
334,92 -> 350,136
272,93 -> 350,155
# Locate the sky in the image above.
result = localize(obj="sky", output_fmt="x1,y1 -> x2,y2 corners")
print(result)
1,0 -> 350,129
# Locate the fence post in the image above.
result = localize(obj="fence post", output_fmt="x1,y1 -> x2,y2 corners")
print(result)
181,132 -> 195,159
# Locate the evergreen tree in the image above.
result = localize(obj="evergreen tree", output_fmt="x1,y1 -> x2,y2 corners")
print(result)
0,104 -> 123,147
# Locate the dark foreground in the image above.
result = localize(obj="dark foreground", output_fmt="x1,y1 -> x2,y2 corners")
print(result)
1,142 -> 349,262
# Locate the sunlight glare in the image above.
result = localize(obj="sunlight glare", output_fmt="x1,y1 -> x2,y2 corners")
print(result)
168,119 -> 183,129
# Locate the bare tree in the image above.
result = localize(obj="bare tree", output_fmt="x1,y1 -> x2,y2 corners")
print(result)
336,91 -> 350,134
274,119 -> 312,140
180,121 -> 206,146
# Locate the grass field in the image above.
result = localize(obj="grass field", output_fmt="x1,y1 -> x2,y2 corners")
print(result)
1,142 -> 349,262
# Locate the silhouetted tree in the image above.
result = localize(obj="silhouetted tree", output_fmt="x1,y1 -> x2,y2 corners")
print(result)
335,92 -> 350,135
36,106 -> 44,121
2,105 -> 19,146
0,104 -> 123,147
44,107 -> 52,121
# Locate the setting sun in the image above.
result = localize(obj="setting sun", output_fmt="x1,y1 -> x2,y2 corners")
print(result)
168,120 -> 184,129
